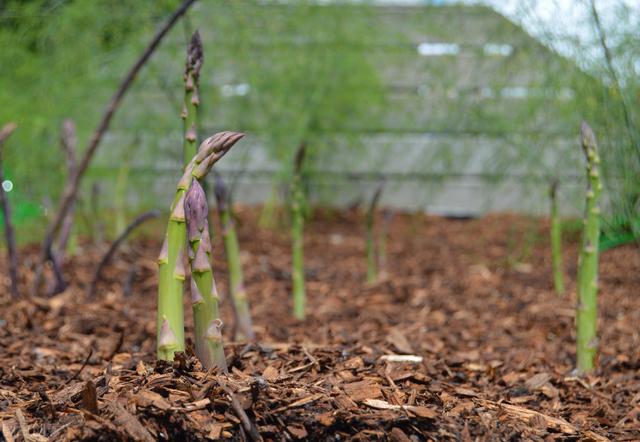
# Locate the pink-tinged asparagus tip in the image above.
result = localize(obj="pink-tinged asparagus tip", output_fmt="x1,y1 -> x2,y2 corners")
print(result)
205,319 -> 224,342
174,247 -> 186,280
186,30 -> 203,78
191,278 -> 204,304
185,180 -> 208,241
214,175 -> 229,210
158,318 -> 179,350
171,191 -> 187,222
580,121 -> 597,156
195,131 -> 245,163
157,236 -> 169,264
192,245 -> 211,273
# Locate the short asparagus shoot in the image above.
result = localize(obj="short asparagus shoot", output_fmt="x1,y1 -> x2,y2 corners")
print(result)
291,144 -> 306,320
549,179 -> 565,295
157,132 -> 243,362
576,122 -> 603,374
185,179 -> 227,372
366,186 -> 383,283
214,176 -> 255,341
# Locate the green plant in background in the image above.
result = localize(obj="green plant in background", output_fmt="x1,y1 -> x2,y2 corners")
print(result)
576,122 -> 603,374
182,31 -> 202,165
378,209 -> 394,280
214,175 -> 255,341
291,144 -> 307,320
157,131 -> 243,362
185,178 -> 227,372
549,179 -> 565,295
114,140 -> 134,236
366,186 -> 383,284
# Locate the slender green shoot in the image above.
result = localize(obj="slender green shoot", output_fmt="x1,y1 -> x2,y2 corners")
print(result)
291,144 -> 306,320
549,179 -> 565,295
215,176 -> 255,341
378,209 -> 394,280
576,122 -> 603,374
366,185 -> 383,283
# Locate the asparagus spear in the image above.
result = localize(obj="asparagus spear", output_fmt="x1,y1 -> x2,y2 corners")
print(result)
378,209 -> 394,280
214,176 -> 255,341
366,185 -> 383,283
549,179 -> 565,295
576,122 -> 603,373
182,31 -> 203,165
291,144 -> 306,320
185,179 -> 227,371
157,132 -> 244,361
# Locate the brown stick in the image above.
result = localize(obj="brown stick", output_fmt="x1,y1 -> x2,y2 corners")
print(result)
44,120 -> 79,296
219,381 -> 263,442
0,123 -> 19,298
33,0 -> 198,296
56,119 -> 78,258
88,210 -> 160,297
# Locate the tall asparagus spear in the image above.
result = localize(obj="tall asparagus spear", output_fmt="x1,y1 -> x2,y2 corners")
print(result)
214,176 -> 255,341
549,179 -> 565,295
185,179 -> 227,371
291,143 -> 306,320
576,122 -> 603,373
182,31 -> 203,165
366,185 -> 383,283
157,132 -> 244,361
0,123 -> 18,298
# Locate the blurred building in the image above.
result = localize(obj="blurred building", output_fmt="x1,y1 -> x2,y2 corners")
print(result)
96,1 -> 590,215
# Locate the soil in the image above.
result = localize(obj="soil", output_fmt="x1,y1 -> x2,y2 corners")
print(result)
1,209 -> 639,441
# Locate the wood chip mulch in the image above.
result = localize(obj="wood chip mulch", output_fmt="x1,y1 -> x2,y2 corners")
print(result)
1,210 -> 639,441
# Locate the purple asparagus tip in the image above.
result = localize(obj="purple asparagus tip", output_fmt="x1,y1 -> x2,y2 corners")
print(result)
184,179 -> 208,242
214,175 -> 229,210
186,30 -> 203,79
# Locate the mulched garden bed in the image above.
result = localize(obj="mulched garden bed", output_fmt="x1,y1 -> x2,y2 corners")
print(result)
1,209 -> 639,441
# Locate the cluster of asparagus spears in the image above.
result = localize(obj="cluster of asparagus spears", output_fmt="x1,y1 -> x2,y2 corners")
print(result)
157,31 -> 254,371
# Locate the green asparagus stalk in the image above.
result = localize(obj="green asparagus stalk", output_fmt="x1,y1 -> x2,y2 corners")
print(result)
185,179 -> 227,372
157,132 -> 244,361
214,176 -> 255,341
378,209 -> 393,280
291,144 -> 306,320
182,31 -> 203,165
576,122 -> 603,373
366,186 -> 383,283
549,179 -> 565,296
114,152 -> 131,236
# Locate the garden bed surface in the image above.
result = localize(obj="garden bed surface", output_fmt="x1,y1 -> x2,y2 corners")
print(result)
1,210 -> 639,441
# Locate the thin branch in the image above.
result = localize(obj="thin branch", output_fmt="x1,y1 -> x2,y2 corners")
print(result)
219,381 -> 263,442
56,119 -> 78,258
33,0 -> 198,296
589,0 -> 637,153
0,123 -> 19,298
88,210 -> 160,297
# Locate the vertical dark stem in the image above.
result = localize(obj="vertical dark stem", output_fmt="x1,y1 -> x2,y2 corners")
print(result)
0,123 -> 19,298
56,119 -> 78,258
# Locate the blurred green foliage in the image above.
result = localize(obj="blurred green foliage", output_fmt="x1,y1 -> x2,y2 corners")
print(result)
0,0 -> 637,246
